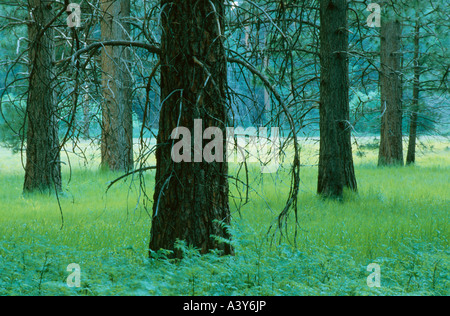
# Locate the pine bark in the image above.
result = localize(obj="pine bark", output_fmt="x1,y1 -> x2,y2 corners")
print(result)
378,20 -> 404,166
24,0 -> 61,193
318,0 -> 357,199
149,0 -> 233,258
100,0 -> 133,172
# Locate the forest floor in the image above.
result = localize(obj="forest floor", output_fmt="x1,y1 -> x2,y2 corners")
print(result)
0,136 -> 448,296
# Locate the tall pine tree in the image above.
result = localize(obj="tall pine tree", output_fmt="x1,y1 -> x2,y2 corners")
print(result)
24,0 -> 62,193
149,0 -> 233,258
318,0 -> 357,199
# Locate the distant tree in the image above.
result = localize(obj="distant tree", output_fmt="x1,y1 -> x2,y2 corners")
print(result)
406,15 -> 421,165
23,0 -> 62,193
317,0 -> 357,198
378,4 -> 404,166
100,0 -> 134,172
403,0 -> 450,162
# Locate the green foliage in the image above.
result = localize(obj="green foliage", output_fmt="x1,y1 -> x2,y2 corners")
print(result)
0,96 -> 26,153
0,140 -> 449,296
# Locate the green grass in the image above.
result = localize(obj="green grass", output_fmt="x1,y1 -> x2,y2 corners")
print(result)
0,137 -> 448,296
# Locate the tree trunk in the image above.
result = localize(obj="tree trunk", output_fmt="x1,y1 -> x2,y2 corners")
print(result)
318,0 -> 357,199
82,82 -> 91,139
24,0 -> 61,193
378,20 -> 404,166
149,0 -> 233,258
406,18 -> 421,165
100,0 -> 133,172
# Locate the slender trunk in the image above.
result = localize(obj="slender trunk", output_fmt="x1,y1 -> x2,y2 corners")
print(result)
149,0 -> 233,258
318,0 -> 357,198
100,0 -> 133,172
24,0 -> 61,193
378,20 -> 404,166
83,83 -> 91,139
406,18 -> 421,165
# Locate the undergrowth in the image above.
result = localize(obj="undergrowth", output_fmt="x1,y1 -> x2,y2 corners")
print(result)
0,138 -> 448,296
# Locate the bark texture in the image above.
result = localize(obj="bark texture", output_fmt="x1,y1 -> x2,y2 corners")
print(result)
24,0 -> 61,193
379,20 -> 404,166
149,0 -> 233,258
100,0 -> 133,172
318,0 -> 357,198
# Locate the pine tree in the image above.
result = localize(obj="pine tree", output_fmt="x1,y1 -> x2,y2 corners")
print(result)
100,0 -> 134,172
318,0 -> 357,198
23,0 -> 62,193
149,0 -> 233,258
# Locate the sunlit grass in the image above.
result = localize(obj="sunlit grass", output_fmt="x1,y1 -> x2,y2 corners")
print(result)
0,137 -> 448,295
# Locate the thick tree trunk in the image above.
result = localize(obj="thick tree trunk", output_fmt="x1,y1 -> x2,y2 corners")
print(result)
378,20 -> 404,166
318,0 -> 357,199
24,0 -> 61,193
406,18 -> 420,165
100,0 -> 133,172
149,0 -> 233,258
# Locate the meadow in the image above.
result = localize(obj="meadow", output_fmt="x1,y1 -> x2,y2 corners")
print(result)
0,137 -> 448,296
